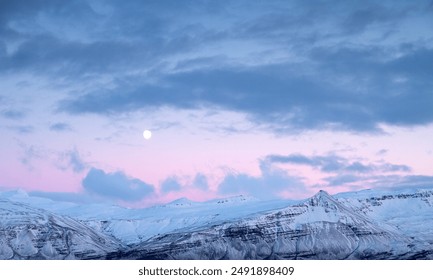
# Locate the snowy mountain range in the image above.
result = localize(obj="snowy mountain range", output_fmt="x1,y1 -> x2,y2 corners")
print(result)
1,187 -> 432,259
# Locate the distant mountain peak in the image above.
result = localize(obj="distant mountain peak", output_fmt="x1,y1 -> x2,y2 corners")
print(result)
305,190 -> 338,207
211,194 -> 259,205
317,189 -> 330,196
165,197 -> 195,207
0,188 -> 29,199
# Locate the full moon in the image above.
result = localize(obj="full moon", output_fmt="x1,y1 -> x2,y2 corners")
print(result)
143,130 -> 152,140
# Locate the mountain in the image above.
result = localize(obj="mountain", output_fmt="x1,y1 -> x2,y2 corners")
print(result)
1,187 -> 433,259
70,195 -> 291,245
336,187 -> 433,258
120,190 -> 416,260
0,199 -> 122,260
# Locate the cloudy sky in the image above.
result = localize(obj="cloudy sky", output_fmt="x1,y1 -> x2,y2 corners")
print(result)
1,0 -> 433,206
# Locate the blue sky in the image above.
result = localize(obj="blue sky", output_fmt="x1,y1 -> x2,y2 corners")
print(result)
1,0 -> 433,206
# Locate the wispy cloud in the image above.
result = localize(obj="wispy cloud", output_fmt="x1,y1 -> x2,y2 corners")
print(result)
49,122 -> 72,132
18,142 -> 42,169
1,109 -> 25,120
7,125 -> 33,134
266,153 -> 411,174
326,174 -> 433,190
264,152 -> 416,191
57,148 -> 87,173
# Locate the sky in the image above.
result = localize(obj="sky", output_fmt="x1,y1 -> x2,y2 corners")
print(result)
1,0 -> 433,207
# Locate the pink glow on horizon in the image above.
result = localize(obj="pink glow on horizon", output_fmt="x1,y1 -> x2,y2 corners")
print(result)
2,116 -> 432,207
0,167 -> 84,194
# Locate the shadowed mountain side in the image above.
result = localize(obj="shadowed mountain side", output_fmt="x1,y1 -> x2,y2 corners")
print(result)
118,191 -> 426,260
0,200 -> 122,260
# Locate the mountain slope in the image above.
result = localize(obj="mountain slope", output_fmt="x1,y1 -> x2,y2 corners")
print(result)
0,199 -> 122,260
1,188 -> 433,259
336,188 -> 433,240
120,191 -> 415,260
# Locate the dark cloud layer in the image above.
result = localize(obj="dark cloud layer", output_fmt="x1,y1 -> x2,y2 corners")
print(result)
82,168 -> 154,201
60,43 -> 433,132
2,0 -> 433,133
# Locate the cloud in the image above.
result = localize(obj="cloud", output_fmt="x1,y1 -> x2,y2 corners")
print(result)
16,141 -> 87,173
17,142 -> 42,169
57,148 -> 88,173
379,163 -> 411,173
344,162 -> 375,173
266,152 -> 414,190
160,177 -> 182,193
58,65 -> 374,131
7,125 -> 33,134
393,175 -> 433,188
323,173 -> 433,190
192,173 -> 209,190
49,122 -> 72,132
0,0 -> 220,79
340,3 -> 407,34
82,168 -> 155,201
376,149 -> 388,156
159,173 -> 211,194
17,173 -> 433,206
218,162 -> 306,199
266,153 -> 412,174
1,109 -> 25,119
266,154 -> 346,172
324,174 -> 362,187
269,153 -> 409,189
58,43 -> 433,133
68,153 -> 85,173
310,46 -> 433,128
2,0 -> 433,134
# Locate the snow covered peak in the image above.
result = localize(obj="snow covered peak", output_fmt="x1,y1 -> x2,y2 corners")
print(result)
304,190 -> 339,208
0,189 -> 29,200
211,194 -> 259,205
164,197 -> 195,208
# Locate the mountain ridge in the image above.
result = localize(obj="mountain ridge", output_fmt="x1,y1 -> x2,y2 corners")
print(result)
1,187 -> 433,259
